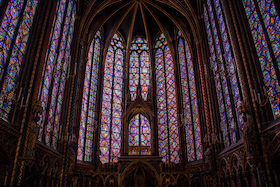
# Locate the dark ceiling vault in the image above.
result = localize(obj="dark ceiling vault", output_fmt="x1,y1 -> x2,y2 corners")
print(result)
76,0 -> 202,52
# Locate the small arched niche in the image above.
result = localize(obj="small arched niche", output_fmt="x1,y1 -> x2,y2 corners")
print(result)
128,114 -> 151,156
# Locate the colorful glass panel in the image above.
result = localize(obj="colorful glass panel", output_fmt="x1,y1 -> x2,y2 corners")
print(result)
45,0 -> 74,148
0,0 -> 25,75
77,31 -> 101,161
206,0 -> 237,144
184,41 -> 203,160
38,0 -> 76,150
243,0 -> 280,118
256,0 -> 280,67
129,114 -> 140,146
204,5 -> 230,146
129,51 -> 139,100
0,0 -> 38,120
178,36 -> 203,161
129,37 -> 150,100
38,0 -> 67,141
155,34 -> 179,163
156,49 -> 169,162
178,38 -> 194,161
128,114 -> 151,155
100,34 -> 124,164
213,0 -> 244,130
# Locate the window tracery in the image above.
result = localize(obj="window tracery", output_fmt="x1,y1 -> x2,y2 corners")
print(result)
155,33 -> 180,163
99,33 -> 124,164
128,114 -> 151,155
129,37 -> 150,101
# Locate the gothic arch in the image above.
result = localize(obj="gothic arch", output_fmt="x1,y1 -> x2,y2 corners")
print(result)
123,93 -> 155,155
104,175 -> 118,187
77,0 -> 201,45
120,161 -> 160,186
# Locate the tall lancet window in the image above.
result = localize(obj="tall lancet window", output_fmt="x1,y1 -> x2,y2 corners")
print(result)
77,31 -> 102,162
204,0 -> 244,147
128,114 -> 151,155
0,0 -> 38,121
242,0 -> 280,119
177,32 -> 202,161
38,0 -> 76,149
129,37 -> 150,100
155,33 -> 180,163
100,34 -> 124,164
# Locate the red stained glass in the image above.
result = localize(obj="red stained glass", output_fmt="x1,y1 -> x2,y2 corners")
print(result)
100,34 -> 124,164
155,34 -> 179,163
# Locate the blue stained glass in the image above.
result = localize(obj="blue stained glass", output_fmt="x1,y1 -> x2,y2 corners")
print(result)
100,34 -> 124,164
155,34 -> 179,163
128,114 -> 151,155
77,31 -> 101,161
213,0 -> 244,130
38,0 -> 67,141
129,37 -> 150,100
38,0 -> 76,150
204,4 -> 231,146
242,0 -> 280,119
178,35 -> 203,161
0,0 -> 38,121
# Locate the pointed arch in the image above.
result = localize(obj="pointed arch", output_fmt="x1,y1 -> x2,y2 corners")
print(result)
99,33 -> 124,164
77,30 -> 102,161
128,114 -> 151,155
129,37 -> 150,101
155,33 -> 179,163
177,31 -> 202,161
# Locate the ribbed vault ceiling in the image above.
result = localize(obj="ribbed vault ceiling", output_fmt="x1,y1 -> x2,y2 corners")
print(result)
77,0 -> 201,51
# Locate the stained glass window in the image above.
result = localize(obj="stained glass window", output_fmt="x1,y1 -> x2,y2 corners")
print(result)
99,34 -> 124,164
242,0 -> 280,119
38,0 -> 76,149
0,0 -> 39,121
77,31 -> 102,161
204,0 -> 244,147
129,37 -> 150,100
128,114 -> 151,155
177,32 -> 202,161
155,33 -> 180,163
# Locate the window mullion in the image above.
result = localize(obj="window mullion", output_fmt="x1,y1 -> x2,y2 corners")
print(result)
38,0 -> 62,100
50,4 -> 75,148
82,39 -> 96,161
139,115 -> 141,154
218,0 -> 244,138
108,50 -> 116,163
211,0 -> 240,141
162,47 -> 171,163
42,0 -> 70,144
92,35 -> 102,163
205,3 -> 232,145
0,0 -> 9,22
138,52 -> 141,91
219,0 -> 244,102
183,40 -> 197,160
